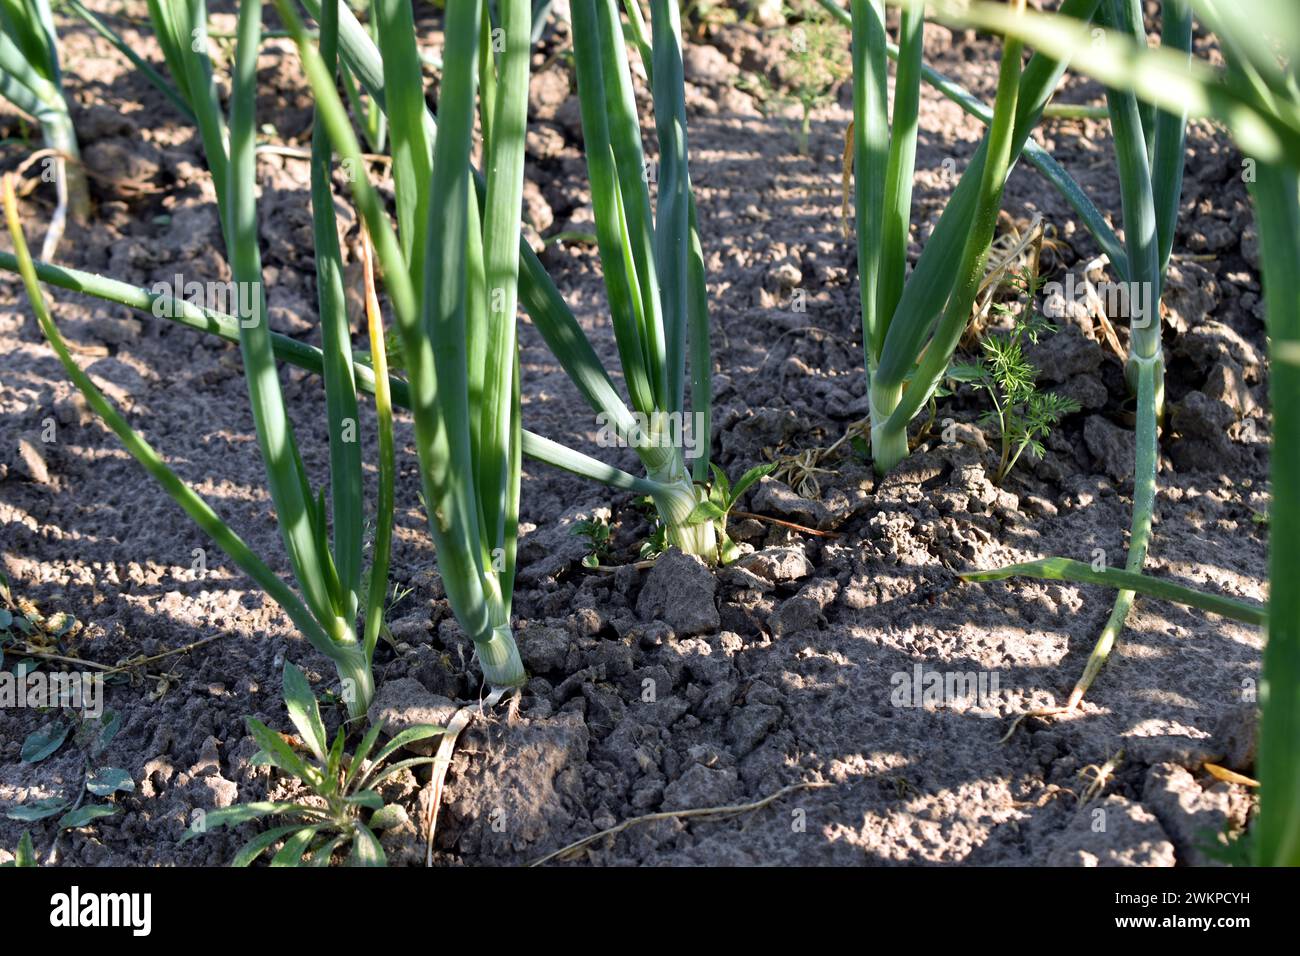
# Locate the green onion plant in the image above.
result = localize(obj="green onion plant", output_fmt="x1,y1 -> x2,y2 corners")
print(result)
286,0 -> 741,563
822,0 -> 1190,719
832,0 -> 1105,474
3,0 -> 400,717
0,0 -> 88,257
937,0 -> 1298,867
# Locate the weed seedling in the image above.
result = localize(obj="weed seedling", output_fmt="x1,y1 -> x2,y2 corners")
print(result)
1,831 -> 36,866
7,708 -> 130,831
572,517 -> 614,568
182,663 -> 443,866
950,269 -> 1080,484
747,2 -> 850,153
687,463 -> 778,564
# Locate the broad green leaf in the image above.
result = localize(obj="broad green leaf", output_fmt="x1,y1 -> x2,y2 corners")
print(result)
308,833 -> 348,866
719,534 -> 742,566
6,796 -> 70,822
86,767 -> 135,796
269,826 -> 320,867
347,825 -> 385,867
946,363 -> 986,384
13,830 -> 35,867
686,500 -> 727,525
231,824 -> 305,867
91,710 -> 121,758
327,727 -> 346,782
282,661 -> 328,763
365,724 -> 445,773
708,463 -> 731,502
342,721 -> 387,792
368,804 -> 408,831
244,717 -> 321,789
21,719 -> 68,763
58,804 -> 119,829
729,463 -> 778,505
366,756 -> 439,790
343,790 -> 383,810
179,801 -> 311,843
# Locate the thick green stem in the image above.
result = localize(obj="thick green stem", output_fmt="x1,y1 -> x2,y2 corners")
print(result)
1059,354 -> 1159,710
960,557 -> 1267,627
649,466 -> 715,558
869,379 -> 909,473
639,431 -> 713,557
850,0 -> 889,363
331,639 -> 375,720
874,31 -> 1024,468
476,624 -> 526,687
1250,162 -> 1300,867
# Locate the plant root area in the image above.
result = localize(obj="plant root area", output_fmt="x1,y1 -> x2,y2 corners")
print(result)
0,3 -> 1268,865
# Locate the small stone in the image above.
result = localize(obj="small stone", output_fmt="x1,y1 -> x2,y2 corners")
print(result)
1203,358 -> 1255,417
765,259 -> 802,291
752,0 -> 785,28
13,438 -> 49,484
636,549 -> 719,636
519,625 -> 570,674
725,702 -> 782,757
1057,373 -> 1109,411
202,775 -> 239,810
751,478 -> 830,528
736,546 -> 811,583
662,763 -> 738,810
366,678 -> 458,755
1045,795 -> 1176,866
190,736 -> 222,778
1025,322 -> 1105,383
683,43 -> 740,86
1142,763 -> 1236,867
528,67 -> 571,121
1211,704 -> 1258,772
769,579 -> 839,636
1083,416 -> 1136,483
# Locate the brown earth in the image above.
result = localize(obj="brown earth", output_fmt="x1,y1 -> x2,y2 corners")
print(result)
0,2 -> 1269,866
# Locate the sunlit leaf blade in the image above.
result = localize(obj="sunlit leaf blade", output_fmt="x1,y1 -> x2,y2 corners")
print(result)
232,824 -> 305,867
312,0 -> 364,620
227,0 -> 336,638
244,717 -> 321,789
86,767 -> 135,797
1246,162 -> 1300,867
375,0 -> 433,273
909,0 -> 1300,161
478,0 -> 530,606
348,825 -> 385,866
58,805 -> 120,830
269,827 -> 319,867
960,557 -> 1267,626
179,802 -> 312,843
281,661 -> 329,764
20,719 -> 67,763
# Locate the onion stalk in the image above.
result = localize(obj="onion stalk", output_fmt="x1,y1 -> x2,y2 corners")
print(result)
0,0 -> 89,258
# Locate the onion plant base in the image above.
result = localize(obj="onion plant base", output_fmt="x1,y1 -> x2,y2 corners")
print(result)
478,626 -> 527,688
